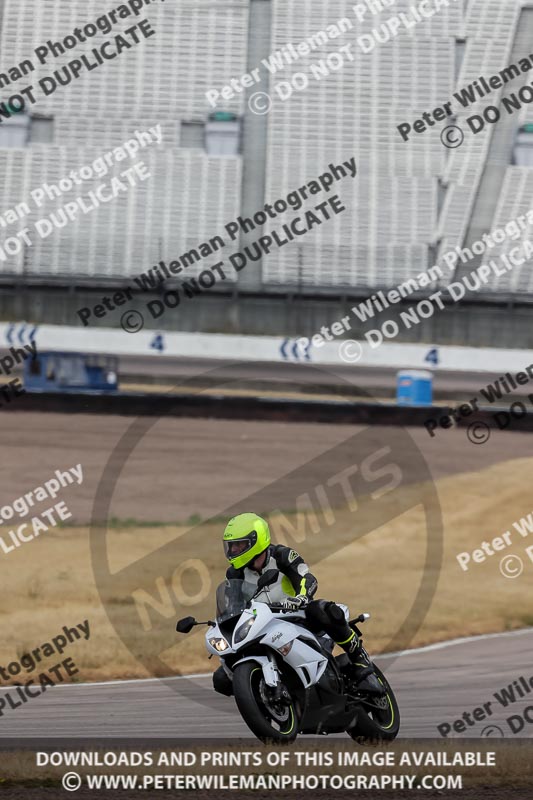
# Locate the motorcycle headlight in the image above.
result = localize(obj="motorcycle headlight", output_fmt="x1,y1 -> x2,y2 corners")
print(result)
234,617 -> 256,644
208,636 -> 229,652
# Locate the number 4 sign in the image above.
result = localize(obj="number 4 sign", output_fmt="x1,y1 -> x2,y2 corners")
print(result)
424,348 -> 439,367
150,334 -> 165,353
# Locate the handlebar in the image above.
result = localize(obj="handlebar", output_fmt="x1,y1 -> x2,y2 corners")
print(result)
266,604 -> 305,614
246,599 -> 303,614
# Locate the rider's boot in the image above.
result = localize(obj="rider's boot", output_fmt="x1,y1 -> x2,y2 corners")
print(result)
337,631 -> 380,690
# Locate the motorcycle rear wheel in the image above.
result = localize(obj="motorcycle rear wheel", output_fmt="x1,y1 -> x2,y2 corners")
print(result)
233,662 -> 298,744
347,665 -> 400,743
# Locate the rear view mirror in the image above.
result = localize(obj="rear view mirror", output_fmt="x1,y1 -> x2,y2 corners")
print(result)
176,616 -> 196,633
257,569 -> 279,591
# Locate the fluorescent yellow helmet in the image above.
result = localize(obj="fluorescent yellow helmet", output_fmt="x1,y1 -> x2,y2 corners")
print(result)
223,512 -> 270,570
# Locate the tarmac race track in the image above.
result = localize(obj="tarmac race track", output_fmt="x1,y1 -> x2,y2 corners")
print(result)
1,628 -> 532,740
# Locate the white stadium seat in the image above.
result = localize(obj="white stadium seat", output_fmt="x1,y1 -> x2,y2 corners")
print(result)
0,0 -> 528,291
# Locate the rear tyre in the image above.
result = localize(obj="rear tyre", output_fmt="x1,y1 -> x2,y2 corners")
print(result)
233,662 -> 298,744
347,664 -> 400,743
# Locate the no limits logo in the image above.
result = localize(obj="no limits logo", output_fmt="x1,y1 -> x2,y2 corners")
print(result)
89,364 -> 443,712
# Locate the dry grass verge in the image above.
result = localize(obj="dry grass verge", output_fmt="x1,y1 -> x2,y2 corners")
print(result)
1,457 -> 532,682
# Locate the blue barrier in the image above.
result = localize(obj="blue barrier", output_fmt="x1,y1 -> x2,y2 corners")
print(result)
396,370 -> 433,407
24,352 -> 119,393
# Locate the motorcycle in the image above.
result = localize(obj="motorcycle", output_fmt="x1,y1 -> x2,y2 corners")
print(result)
176,569 -> 400,743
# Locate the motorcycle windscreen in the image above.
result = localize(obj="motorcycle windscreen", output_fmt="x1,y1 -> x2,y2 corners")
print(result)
215,579 -> 255,623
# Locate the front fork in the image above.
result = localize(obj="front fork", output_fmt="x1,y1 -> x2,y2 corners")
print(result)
232,653 -> 281,692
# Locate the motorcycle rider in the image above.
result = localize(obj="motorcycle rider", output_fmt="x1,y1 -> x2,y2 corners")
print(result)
213,511 -> 374,697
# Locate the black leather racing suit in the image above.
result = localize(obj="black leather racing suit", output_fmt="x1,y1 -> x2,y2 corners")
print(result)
213,545 -> 360,696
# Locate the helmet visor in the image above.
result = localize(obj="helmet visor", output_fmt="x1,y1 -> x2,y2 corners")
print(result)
224,531 -> 257,561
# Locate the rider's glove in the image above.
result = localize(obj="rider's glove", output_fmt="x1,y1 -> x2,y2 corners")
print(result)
282,595 -> 308,611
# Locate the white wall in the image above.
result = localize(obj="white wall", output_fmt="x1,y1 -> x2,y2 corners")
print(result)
2,322 -> 532,374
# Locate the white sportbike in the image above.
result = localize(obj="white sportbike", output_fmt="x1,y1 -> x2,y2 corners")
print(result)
176,569 -> 400,743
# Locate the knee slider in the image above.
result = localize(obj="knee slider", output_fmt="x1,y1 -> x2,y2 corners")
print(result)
327,602 -> 345,623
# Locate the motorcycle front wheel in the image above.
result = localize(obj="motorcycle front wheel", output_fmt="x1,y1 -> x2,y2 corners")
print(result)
347,664 -> 400,743
233,662 -> 298,744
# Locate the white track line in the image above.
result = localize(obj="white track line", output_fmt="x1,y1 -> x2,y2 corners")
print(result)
7,625 -> 525,691
379,626 -> 533,658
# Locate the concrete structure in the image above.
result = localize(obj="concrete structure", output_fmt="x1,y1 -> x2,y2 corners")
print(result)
0,0 -> 531,348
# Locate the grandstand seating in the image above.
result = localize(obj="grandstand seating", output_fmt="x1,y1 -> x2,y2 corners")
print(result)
478,166 -> 533,294
264,0 -> 523,289
0,0 -> 529,293
437,4 -> 521,269
0,0 -> 247,280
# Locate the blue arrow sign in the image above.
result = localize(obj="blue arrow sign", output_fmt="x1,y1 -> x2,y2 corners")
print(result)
280,337 -> 313,362
5,322 -> 39,346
